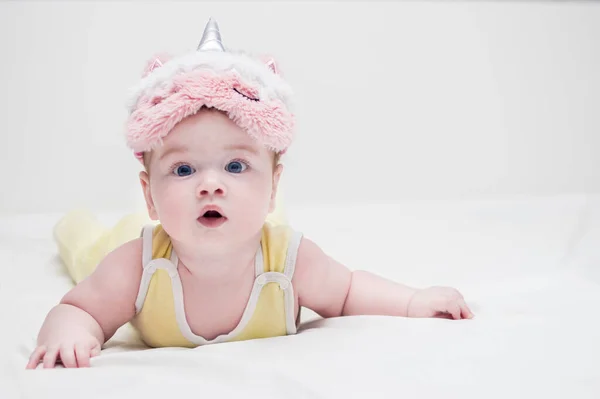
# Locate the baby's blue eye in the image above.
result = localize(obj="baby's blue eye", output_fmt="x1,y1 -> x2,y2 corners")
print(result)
225,161 -> 247,174
174,164 -> 195,176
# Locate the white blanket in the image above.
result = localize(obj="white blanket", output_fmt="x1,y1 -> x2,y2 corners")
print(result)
2,195 -> 600,398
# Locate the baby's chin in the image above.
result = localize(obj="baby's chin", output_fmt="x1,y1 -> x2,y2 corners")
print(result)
164,213 -> 268,242
188,223 -> 264,251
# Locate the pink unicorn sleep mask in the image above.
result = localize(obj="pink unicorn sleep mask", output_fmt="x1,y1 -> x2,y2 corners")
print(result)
125,18 -> 295,161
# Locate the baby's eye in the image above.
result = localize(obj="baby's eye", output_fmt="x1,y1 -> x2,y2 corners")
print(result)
173,164 -> 195,177
225,160 -> 248,174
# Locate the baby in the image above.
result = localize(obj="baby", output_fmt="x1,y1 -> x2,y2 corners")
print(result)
27,18 -> 473,370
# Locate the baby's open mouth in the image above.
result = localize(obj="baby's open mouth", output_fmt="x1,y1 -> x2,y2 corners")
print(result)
204,210 -> 222,218
198,210 -> 227,228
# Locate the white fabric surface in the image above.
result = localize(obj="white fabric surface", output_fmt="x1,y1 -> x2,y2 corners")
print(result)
1,195 -> 600,398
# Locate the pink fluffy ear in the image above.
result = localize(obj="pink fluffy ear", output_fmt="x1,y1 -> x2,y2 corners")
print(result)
260,55 -> 280,76
142,53 -> 172,78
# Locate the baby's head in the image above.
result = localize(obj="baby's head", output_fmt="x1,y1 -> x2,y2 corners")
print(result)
124,19 -> 294,246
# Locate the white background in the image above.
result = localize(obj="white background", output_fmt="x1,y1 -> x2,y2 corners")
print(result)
1,1 -> 599,214
2,4 -> 600,395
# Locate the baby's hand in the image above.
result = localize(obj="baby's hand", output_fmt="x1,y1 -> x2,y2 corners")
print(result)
406,286 -> 474,320
26,332 -> 101,369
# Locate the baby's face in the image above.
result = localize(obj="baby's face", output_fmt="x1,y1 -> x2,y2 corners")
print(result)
140,108 -> 281,249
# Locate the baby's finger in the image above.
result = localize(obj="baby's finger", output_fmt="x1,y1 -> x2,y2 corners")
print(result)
75,344 -> 90,368
458,299 -> 474,319
43,347 -> 59,369
60,346 -> 77,368
26,346 -> 46,369
90,344 -> 101,357
446,302 -> 461,320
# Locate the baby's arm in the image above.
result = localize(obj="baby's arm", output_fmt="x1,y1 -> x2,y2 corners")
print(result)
26,238 -> 143,369
293,237 -> 473,320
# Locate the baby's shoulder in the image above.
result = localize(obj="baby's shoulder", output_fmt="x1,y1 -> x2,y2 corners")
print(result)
113,236 -> 144,262
94,237 -> 144,283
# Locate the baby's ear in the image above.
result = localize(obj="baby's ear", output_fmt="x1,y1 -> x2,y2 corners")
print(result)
141,53 -> 172,78
139,170 -> 159,221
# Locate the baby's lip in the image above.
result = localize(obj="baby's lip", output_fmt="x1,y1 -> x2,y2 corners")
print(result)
199,204 -> 225,218
197,205 -> 228,228
197,214 -> 227,228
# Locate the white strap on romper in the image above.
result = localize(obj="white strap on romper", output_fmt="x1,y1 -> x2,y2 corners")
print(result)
133,225 -> 303,345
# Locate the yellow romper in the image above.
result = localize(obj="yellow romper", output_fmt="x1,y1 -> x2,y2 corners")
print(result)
130,222 -> 303,348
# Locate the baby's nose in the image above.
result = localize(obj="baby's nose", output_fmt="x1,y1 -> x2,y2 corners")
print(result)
197,175 -> 225,197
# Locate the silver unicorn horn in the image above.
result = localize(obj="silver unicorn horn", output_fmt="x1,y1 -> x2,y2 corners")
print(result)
197,17 -> 225,52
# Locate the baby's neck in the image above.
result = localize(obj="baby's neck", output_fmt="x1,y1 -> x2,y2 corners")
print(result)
170,233 -> 261,281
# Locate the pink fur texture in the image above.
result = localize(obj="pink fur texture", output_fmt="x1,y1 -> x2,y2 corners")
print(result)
126,58 -> 295,157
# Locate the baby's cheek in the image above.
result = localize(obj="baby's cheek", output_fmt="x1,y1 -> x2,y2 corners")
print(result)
155,183 -> 186,214
237,187 -> 271,222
